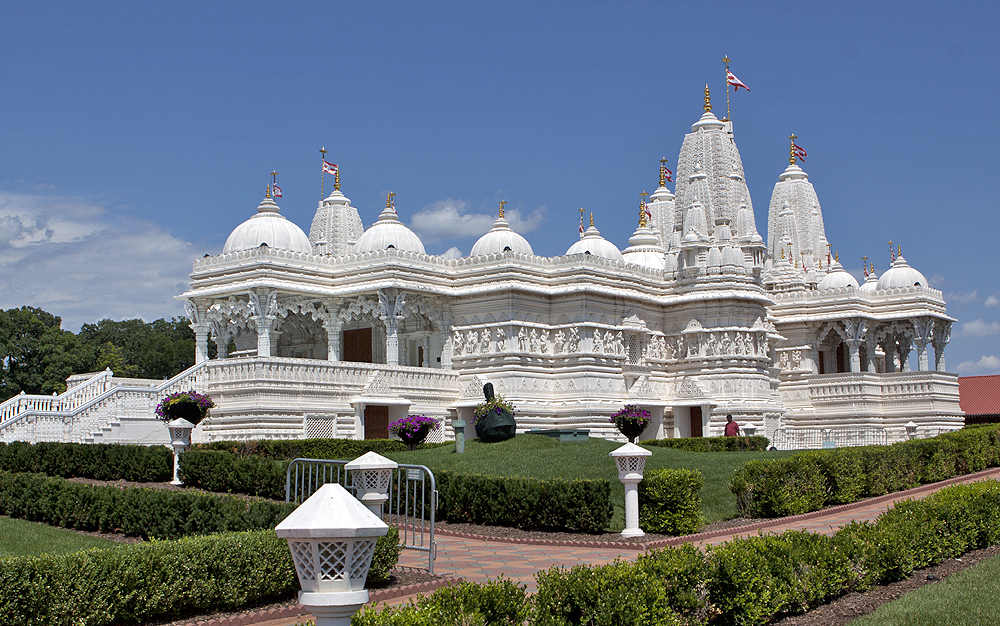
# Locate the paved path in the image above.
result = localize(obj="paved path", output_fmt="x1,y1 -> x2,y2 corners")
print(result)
228,466 -> 1000,625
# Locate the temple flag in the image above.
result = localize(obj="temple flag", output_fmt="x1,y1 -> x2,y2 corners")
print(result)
664,166 -> 673,183
727,70 -> 750,92
323,160 -> 338,175
793,143 -> 807,162
272,184 -> 282,198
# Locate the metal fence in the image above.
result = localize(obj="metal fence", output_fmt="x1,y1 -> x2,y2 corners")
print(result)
770,426 -> 889,451
286,458 -> 437,573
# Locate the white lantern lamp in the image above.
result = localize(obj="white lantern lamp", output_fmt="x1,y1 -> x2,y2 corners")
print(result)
609,442 -> 652,538
743,422 -> 757,437
275,483 -> 389,626
166,418 -> 195,485
905,421 -> 918,440
344,451 -> 398,517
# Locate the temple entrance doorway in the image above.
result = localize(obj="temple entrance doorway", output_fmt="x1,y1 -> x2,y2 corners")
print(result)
343,328 -> 373,363
364,405 -> 389,439
690,406 -> 703,438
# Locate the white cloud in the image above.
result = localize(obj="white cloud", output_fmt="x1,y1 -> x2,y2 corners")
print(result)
956,355 -> 1000,374
439,246 -> 463,259
959,319 -> 1000,338
408,198 -> 546,244
947,290 -> 979,303
986,295 -> 999,308
0,192 -> 195,330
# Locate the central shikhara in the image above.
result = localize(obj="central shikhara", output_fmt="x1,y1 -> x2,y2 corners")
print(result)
169,95 -> 959,446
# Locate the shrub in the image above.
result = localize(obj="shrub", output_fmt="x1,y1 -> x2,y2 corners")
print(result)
0,470 -> 295,540
729,424 -> 1000,518
0,441 -> 172,482
0,530 -> 297,626
368,526 -> 402,586
179,449 -> 287,499
634,544 -> 713,622
353,577 -> 528,626
193,437 -> 410,461
638,468 -> 704,535
435,471 -> 612,533
642,436 -> 770,452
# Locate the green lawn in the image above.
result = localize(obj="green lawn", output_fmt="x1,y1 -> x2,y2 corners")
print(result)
387,434 -> 795,531
848,553 -> 1000,626
0,516 -> 119,558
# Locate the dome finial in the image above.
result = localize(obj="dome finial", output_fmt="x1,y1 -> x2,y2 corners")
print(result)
704,84 -> 712,112
898,244 -> 902,258
334,168 -> 340,191
589,212 -> 595,227
266,184 -> 271,199
888,240 -> 895,261
789,134 -> 798,165
639,191 -> 649,228
862,256 -> 869,276
835,250 -> 839,262
386,191 -> 396,210
498,200 -> 506,218
659,158 -> 669,186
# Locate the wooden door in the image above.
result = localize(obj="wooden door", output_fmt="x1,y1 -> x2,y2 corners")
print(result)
690,406 -> 703,438
343,328 -> 373,363
364,405 -> 389,439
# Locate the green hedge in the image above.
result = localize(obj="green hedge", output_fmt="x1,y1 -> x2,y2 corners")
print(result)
641,436 -> 771,452
354,480 -> 1000,626
0,470 -> 296,540
435,471 -> 612,534
180,449 -> 288,499
638,468 -> 704,535
0,530 -> 296,626
0,441 -> 171,482
730,424 -> 1000,518
193,438 -> 411,460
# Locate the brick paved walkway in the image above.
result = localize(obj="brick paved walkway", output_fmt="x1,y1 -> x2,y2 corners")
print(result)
228,466 -> 1000,626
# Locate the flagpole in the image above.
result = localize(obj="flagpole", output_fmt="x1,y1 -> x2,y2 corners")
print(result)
722,55 -> 731,121
319,147 -> 327,200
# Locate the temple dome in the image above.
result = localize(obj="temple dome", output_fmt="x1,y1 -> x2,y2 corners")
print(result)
859,269 -> 879,293
877,255 -> 927,289
818,260 -> 859,290
566,222 -> 623,261
223,194 -> 312,255
354,204 -> 426,254
470,212 -> 533,256
622,223 -> 665,269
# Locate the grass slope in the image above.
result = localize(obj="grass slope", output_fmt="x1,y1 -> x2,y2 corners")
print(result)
848,553 -> 1000,626
0,516 -> 117,558
387,434 -> 795,531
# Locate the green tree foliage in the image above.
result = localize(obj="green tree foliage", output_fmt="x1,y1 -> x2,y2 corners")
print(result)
0,307 -> 208,402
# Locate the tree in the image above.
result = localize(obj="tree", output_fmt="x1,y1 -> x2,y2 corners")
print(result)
0,307 -> 91,399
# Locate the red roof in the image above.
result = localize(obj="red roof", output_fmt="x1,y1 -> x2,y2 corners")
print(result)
959,375 -> 1000,415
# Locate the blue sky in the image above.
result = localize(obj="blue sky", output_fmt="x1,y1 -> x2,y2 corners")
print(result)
1,1 -> 997,374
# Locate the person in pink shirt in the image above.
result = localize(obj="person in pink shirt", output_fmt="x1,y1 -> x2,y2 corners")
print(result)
724,414 -> 740,437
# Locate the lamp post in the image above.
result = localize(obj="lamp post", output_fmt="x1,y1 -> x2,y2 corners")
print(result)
275,483 -> 389,626
166,418 -> 194,486
743,422 -> 758,437
905,421 -> 918,440
344,451 -> 397,517
609,442 -> 652,538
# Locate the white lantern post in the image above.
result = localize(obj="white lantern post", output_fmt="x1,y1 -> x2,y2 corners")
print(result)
743,422 -> 758,437
609,442 -> 652,538
275,483 -> 389,626
905,421 -> 918,440
166,418 -> 195,486
344,451 -> 398,518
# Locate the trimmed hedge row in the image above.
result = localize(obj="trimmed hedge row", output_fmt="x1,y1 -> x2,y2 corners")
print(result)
641,436 -> 771,452
180,449 -> 288,499
0,441 -> 171,482
638,468 -> 704,535
0,470 -> 295,540
0,530 -> 296,626
435,471 -> 612,534
730,424 -> 1000,518
194,437 -> 411,460
355,480 -> 1000,626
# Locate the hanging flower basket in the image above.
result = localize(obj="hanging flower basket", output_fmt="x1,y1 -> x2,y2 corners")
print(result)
610,404 -> 651,443
389,415 -> 440,450
156,391 -> 214,427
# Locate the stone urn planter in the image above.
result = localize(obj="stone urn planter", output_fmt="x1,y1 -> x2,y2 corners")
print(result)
156,390 -> 214,427
473,382 -> 516,443
389,415 -> 439,451
610,405 -> 651,443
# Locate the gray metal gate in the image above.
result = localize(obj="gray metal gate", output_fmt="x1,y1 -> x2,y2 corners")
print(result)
285,458 -> 437,573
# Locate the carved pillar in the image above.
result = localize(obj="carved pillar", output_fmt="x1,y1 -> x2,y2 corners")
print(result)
865,332 -> 878,373
421,336 -> 430,368
439,311 -> 453,370
324,318 -> 343,362
899,336 -> 913,372
933,321 -> 951,371
249,290 -> 278,358
912,317 -> 934,372
844,319 -> 868,374
255,317 -> 274,357
193,323 -> 211,364
378,290 -> 406,367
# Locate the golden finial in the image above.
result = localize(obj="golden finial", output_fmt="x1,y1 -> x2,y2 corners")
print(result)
897,244 -> 902,258
638,202 -> 647,228
386,191 -> 396,209
780,247 -> 785,260
659,158 -> 668,186
589,213 -> 595,227
835,250 -> 839,262
888,240 -> 894,261
703,84 -> 712,112
789,134 -> 798,165
334,168 -> 340,191
794,257 -> 798,268
498,200 -> 507,218
266,184 -> 271,199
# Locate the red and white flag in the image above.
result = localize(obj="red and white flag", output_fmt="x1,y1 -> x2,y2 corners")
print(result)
579,223 -> 585,235
727,70 -> 750,92
792,142 -> 807,162
323,160 -> 338,176
272,184 -> 282,198
663,166 -> 673,183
